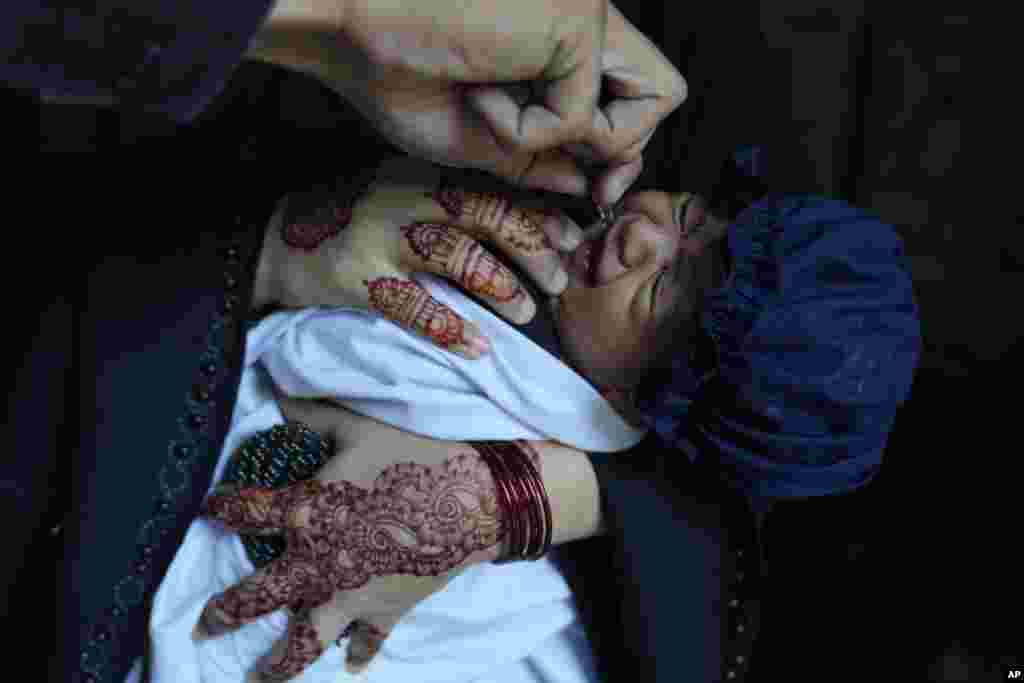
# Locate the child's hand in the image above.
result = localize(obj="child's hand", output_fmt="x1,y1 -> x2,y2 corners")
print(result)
255,157 -> 585,359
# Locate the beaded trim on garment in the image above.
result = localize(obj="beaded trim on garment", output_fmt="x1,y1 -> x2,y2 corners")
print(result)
77,211 -> 271,683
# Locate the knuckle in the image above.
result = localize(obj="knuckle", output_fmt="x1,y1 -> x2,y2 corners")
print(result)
668,73 -> 688,106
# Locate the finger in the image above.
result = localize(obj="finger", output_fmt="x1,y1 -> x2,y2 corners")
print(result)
362,275 -> 492,359
344,618 -> 398,675
467,39 -> 601,153
194,556 -> 327,640
583,6 -> 687,160
424,185 -> 571,295
591,142 -> 649,207
509,148 -> 588,197
398,222 -> 536,325
591,91 -> 668,158
200,483 -> 291,536
249,609 -> 333,683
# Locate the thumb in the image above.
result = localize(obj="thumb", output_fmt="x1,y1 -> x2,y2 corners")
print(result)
344,617 -> 399,674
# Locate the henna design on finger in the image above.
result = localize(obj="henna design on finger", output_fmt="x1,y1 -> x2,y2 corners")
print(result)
401,222 -> 459,264
363,276 -> 468,349
203,556 -> 332,634
429,182 -> 465,217
346,622 -> 388,670
201,485 -> 291,535
281,188 -> 355,251
401,223 -> 524,304
426,182 -> 550,254
463,243 -> 524,303
256,612 -> 326,682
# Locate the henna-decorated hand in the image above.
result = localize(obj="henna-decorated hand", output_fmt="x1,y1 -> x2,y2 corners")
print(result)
193,397 -> 515,680
255,157 -> 584,359
247,0 -> 686,205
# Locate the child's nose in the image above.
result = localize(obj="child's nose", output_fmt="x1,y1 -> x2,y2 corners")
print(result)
619,191 -> 684,266
620,214 -> 680,271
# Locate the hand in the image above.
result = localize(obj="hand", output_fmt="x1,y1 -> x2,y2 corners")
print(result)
194,397 -> 510,680
569,3 -> 689,205
194,396 -> 602,680
254,156 -> 583,359
247,0 -> 686,204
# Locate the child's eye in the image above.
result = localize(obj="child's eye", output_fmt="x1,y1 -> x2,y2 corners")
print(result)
675,194 -> 693,232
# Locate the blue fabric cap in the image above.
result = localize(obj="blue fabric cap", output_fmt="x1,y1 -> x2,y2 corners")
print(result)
636,194 -> 922,502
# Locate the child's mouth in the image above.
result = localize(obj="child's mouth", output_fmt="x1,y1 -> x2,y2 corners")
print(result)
568,236 -> 604,287
586,236 -> 603,286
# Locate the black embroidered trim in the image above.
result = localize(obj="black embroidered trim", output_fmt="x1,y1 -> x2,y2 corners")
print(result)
77,209 -> 271,683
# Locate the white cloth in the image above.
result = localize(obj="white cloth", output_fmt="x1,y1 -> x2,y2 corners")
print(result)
140,273 -> 645,683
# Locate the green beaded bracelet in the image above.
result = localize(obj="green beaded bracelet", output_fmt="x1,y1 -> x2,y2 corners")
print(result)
219,421 -> 333,568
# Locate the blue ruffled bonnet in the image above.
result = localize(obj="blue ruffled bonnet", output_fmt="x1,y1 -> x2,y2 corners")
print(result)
636,186 -> 922,503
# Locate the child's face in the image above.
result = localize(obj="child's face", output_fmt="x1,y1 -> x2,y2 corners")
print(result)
553,190 -> 725,389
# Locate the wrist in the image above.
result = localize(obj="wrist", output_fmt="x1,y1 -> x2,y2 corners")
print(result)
473,440 -> 603,564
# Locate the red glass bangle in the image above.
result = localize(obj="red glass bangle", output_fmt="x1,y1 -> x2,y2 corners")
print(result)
475,443 -> 526,563
516,443 -> 553,559
491,441 -> 551,561
502,443 -> 544,558
470,441 -> 553,563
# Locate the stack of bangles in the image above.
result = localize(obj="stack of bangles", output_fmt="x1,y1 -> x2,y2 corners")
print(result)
469,441 -> 553,563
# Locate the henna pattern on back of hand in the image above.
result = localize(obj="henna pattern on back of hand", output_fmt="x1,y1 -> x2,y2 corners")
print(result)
281,188 -> 355,251
201,451 -> 506,629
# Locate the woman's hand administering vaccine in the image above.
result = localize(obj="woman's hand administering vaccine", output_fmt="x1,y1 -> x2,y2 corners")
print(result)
248,0 -> 686,206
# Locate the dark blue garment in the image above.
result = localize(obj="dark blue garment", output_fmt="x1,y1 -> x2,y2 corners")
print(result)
637,192 -> 922,512
1,0 -> 274,122
33,146 -> 280,683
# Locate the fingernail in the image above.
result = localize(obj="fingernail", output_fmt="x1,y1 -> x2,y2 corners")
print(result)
605,177 -> 625,206
550,265 -> 569,294
192,607 -> 228,642
345,655 -> 370,675
561,217 -> 584,251
513,291 -> 537,325
452,321 -> 491,359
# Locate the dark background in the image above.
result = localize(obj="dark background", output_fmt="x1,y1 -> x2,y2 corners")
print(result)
8,2 -> 1017,681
